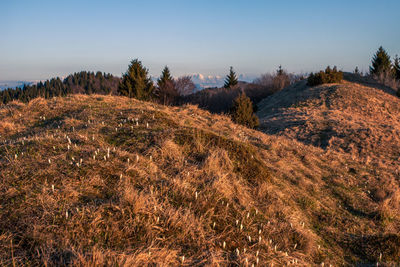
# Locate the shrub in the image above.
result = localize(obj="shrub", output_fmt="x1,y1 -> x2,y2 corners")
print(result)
230,92 -> 259,129
253,66 -> 296,94
307,66 -> 343,86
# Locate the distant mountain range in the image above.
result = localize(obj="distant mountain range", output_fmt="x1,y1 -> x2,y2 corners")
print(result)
0,81 -> 35,90
189,73 -> 256,88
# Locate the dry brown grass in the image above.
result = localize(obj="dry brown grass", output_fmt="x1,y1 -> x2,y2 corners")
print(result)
0,92 -> 399,266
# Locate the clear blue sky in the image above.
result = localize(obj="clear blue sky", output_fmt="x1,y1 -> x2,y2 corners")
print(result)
1,0 -> 399,81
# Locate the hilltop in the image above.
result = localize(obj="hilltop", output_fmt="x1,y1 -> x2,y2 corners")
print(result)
1,92 -> 400,266
257,73 -> 400,170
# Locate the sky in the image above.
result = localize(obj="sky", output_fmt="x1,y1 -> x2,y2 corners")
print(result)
0,0 -> 399,81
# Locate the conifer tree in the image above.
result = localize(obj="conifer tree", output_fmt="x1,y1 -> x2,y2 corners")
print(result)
277,65 -> 284,76
354,66 -> 360,75
230,92 -> 259,129
370,46 -> 392,76
393,55 -> 400,80
118,59 -> 154,100
156,66 -> 178,105
157,66 -> 174,89
224,66 -> 238,88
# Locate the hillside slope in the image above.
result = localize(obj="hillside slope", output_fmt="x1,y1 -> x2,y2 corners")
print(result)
1,94 -> 400,266
257,76 -> 400,169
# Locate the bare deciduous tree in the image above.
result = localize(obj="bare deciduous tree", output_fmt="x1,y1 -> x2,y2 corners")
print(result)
175,76 -> 196,96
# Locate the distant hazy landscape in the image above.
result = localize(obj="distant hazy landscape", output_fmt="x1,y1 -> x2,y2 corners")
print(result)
0,81 -> 34,90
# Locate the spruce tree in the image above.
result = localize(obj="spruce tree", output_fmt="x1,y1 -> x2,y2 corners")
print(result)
156,66 -> 178,105
230,92 -> 259,129
118,59 -> 154,100
224,66 -> 238,88
393,55 -> 400,80
157,66 -> 174,89
370,46 -> 392,76
277,65 -> 284,76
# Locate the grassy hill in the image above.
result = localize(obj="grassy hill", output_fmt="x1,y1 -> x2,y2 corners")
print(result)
1,91 -> 400,265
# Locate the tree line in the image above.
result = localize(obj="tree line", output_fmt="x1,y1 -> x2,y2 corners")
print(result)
0,71 -> 120,104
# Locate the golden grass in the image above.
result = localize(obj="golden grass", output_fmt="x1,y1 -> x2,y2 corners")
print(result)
0,92 -> 399,266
